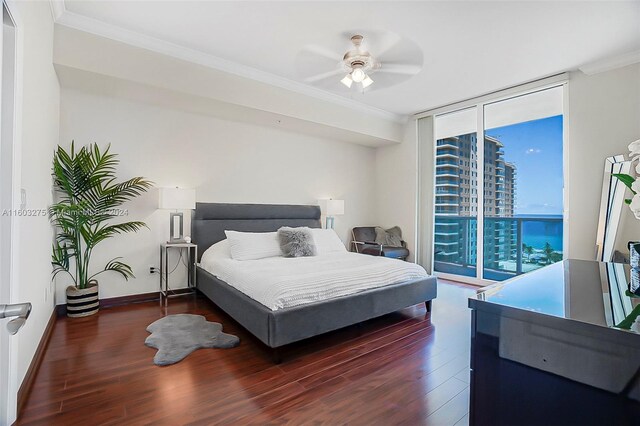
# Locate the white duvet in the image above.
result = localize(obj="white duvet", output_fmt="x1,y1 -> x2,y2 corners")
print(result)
200,247 -> 429,311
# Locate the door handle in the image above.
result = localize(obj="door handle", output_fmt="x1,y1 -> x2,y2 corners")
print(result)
0,303 -> 32,335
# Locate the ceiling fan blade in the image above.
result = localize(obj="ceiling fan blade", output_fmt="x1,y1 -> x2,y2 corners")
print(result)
377,64 -> 422,75
302,44 -> 342,62
374,33 -> 402,58
304,68 -> 344,83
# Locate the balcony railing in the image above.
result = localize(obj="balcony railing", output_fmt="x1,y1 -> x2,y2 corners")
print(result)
435,170 -> 459,176
437,139 -> 460,147
433,215 -> 563,281
435,188 -> 459,195
435,179 -> 459,186
436,159 -> 460,167
436,149 -> 459,157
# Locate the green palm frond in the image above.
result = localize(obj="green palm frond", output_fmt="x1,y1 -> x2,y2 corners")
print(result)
88,257 -> 135,281
88,177 -> 153,216
50,142 -> 153,289
85,221 -> 149,248
51,239 -> 76,285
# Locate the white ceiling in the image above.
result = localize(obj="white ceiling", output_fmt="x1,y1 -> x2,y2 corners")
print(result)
62,1 -> 640,116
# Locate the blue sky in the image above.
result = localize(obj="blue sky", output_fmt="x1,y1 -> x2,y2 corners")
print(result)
486,115 -> 563,215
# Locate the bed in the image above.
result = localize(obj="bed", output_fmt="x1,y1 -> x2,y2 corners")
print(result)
192,202 -> 437,362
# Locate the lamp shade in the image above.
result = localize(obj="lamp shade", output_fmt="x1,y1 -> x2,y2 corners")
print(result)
159,187 -> 196,210
318,199 -> 344,216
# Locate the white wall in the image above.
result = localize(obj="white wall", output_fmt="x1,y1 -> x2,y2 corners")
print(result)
567,63 -> 640,259
11,0 -> 60,391
57,88 -> 377,300
375,121 -> 419,262
376,63 -> 640,268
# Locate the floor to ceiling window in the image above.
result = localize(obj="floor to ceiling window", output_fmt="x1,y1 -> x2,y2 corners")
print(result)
426,84 -> 565,283
433,107 -> 478,278
482,88 -> 564,280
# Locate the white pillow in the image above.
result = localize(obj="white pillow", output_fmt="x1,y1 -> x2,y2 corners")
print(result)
200,239 -> 231,264
311,228 -> 347,255
224,230 -> 282,261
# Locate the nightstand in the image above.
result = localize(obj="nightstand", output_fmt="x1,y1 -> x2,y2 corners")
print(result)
160,242 -> 198,302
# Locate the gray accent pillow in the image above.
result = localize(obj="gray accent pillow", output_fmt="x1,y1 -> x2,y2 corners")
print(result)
277,227 -> 317,257
374,226 -> 403,247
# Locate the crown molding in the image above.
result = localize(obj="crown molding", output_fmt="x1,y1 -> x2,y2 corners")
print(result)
579,49 -> 640,76
49,1 -> 407,124
49,0 -> 65,22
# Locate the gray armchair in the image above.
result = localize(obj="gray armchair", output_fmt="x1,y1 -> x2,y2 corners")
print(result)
351,227 -> 409,261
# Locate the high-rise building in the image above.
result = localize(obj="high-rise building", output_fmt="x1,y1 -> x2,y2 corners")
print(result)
434,133 -> 516,274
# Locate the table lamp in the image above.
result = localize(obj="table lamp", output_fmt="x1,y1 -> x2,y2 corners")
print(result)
159,187 -> 196,243
317,199 -> 344,229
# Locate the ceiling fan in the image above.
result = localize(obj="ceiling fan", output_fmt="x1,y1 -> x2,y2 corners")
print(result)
340,35 -> 378,89
297,32 -> 423,92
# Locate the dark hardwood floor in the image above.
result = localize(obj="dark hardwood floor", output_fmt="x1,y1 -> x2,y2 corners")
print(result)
17,281 -> 476,425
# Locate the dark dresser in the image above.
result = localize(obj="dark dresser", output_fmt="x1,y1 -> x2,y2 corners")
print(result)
469,259 -> 640,426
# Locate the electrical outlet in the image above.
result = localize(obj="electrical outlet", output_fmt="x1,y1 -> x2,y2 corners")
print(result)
150,266 -> 158,274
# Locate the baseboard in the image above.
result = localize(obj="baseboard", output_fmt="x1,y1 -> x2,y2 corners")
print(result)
55,288 -> 194,317
17,308 -> 57,416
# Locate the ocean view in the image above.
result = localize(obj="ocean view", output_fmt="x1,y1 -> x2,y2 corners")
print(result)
517,215 -> 563,251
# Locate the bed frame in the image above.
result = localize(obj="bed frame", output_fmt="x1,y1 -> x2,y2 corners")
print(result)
192,202 -> 437,362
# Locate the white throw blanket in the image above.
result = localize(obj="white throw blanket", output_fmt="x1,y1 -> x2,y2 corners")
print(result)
200,252 -> 429,311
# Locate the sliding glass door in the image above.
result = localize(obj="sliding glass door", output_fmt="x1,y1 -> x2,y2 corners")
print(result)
430,85 -> 564,283
433,107 -> 478,277
482,87 -> 564,280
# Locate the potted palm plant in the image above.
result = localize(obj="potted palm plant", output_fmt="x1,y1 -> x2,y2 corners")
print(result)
49,142 -> 152,317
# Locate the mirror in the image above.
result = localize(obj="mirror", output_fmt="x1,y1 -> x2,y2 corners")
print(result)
596,155 -> 632,262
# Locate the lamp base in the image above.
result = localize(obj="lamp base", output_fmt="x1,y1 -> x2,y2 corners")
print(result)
325,216 -> 335,229
169,212 -> 184,242
167,239 -> 188,244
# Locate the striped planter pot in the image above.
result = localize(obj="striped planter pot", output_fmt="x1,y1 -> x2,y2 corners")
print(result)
66,281 -> 99,318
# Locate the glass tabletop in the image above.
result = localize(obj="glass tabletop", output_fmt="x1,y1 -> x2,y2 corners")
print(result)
475,259 -> 640,334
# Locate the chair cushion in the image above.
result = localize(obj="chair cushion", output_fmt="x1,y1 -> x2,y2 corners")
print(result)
362,246 -> 409,259
381,246 -> 409,259
360,245 -> 382,256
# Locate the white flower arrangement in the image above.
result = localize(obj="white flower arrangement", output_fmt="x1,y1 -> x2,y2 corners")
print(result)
615,139 -> 640,219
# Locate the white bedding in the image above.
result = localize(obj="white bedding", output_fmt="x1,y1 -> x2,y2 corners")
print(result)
199,242 -> 429,311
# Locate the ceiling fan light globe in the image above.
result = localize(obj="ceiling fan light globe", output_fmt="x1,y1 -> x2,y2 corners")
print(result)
362,76 -> 374,88
340,75 -> 353,88
351,68 -> 366,83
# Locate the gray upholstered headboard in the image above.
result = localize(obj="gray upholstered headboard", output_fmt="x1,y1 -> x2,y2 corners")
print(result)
191,202 -> 322,261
